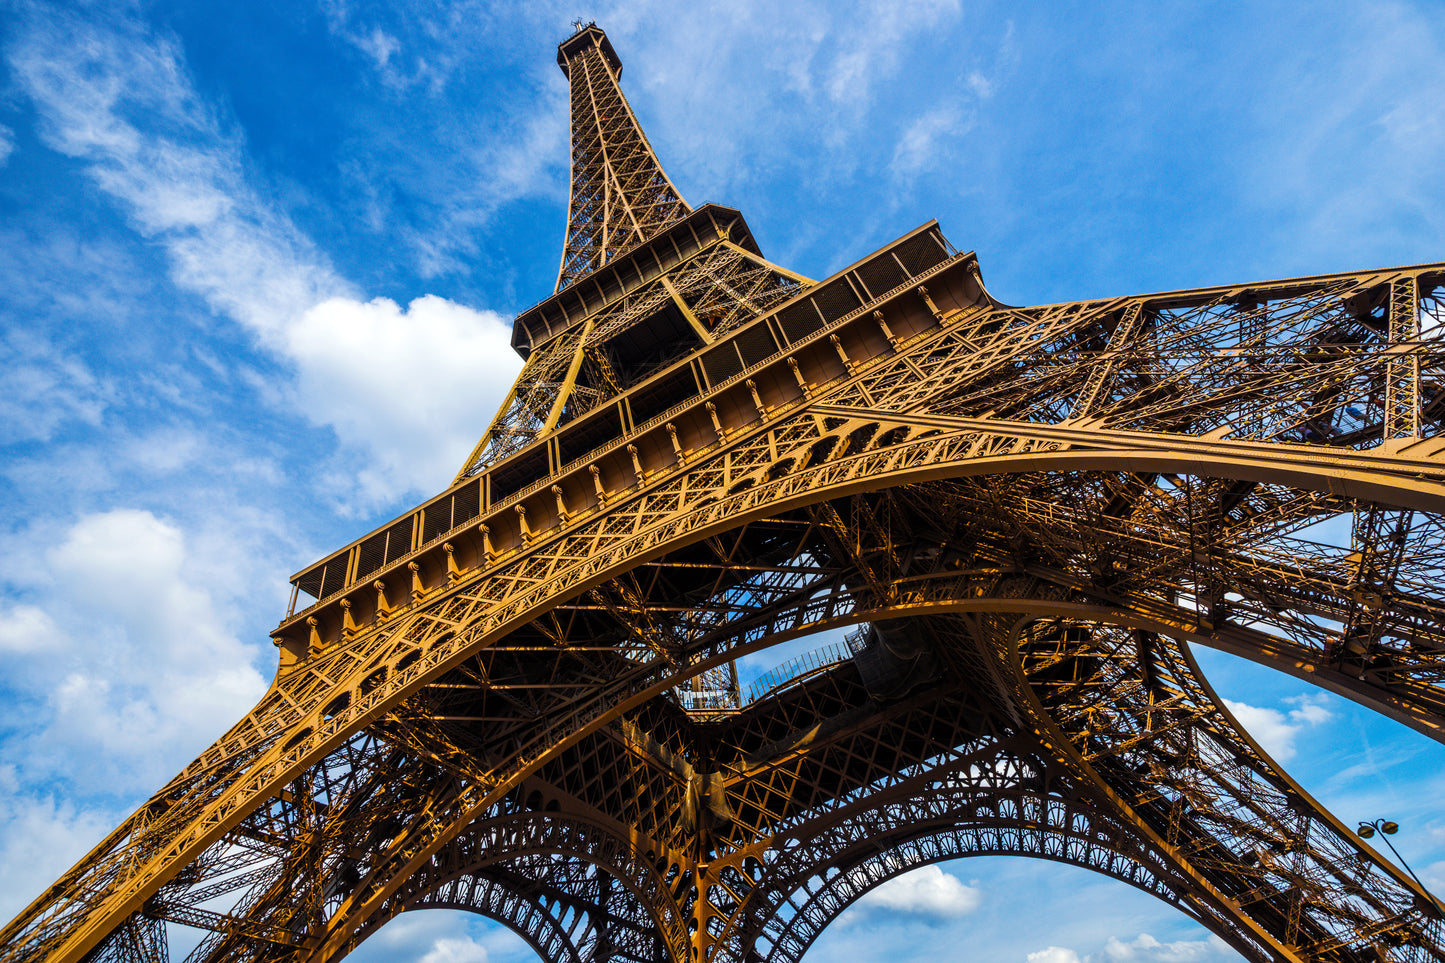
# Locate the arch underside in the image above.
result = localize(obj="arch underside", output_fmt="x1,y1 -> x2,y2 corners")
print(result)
74,462 -> 1445,963
752,809 -> 1197,963
399,858 -> 662,963
347,811 -> 686,963
379,763 -> 1220,963
24,263 -> 1445,963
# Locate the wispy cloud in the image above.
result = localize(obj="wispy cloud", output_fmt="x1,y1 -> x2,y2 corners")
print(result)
1029,932 -> 1233,963
8,10 -> 345,338
7,5 -> 521,504
891,105 -> 972,178
0,332 -> 108,443
1224,694 -> 1332,762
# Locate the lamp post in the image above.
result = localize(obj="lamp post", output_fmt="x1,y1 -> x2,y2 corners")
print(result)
1357,818 -> 1445,917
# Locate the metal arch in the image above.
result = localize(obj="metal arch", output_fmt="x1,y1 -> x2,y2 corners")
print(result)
720,734 -> 1207,962
22,471 -> 1445,960
410,863 -> 664,963
344,810 -> 689,963
1001,611 -> 1444,959
391,877 -> 588,963
401,859 -> 664,963
752,820 -> 1207,963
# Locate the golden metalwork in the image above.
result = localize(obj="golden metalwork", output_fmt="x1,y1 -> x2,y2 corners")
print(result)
8,21 -> 1445,963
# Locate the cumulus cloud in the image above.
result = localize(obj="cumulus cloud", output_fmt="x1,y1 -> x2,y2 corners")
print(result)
286,294 -> 520,501
8,8 -> 517,504
853,865 -> 982,919
1224,695 -> 1332,762
1027,932 -> 1232,963
1029,948 -> 1083,963
418,938 -> 489,963
1,509 -> 269,791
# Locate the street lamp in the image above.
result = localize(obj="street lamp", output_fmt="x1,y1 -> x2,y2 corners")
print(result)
1357,818 -> 1444,917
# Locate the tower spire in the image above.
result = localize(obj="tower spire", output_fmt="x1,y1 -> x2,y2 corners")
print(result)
554,24 -> 691,292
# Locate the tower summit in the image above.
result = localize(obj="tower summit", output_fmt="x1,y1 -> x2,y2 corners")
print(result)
452,24 -> 810,479
7,21 -> 1445,963
554,23 -> 691,292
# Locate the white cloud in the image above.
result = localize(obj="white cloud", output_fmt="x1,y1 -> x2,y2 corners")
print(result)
287,294 -> 520,501
0,123 -> 14,167
854,864 -> 982,918
418,937 -> 489,963
0,773 -> 117,922
0,333 -> 107,444
1224,695 -> 1332,762
0,510 -> 269,791
1098,933 -> 1231,961
1027,932 -> 1232,963
0,605 -> 58,654
1029,948 -> 1083,963
891,105 -> 970,177
8,9 -> 519,504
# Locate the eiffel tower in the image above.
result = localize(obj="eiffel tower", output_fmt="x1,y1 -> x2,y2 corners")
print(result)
9,21 -> 1445,963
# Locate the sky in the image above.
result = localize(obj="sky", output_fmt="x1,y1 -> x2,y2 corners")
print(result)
3,0 -> 1445,961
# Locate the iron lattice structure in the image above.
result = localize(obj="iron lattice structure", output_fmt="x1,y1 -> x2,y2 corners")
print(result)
10,22 -> 1445,963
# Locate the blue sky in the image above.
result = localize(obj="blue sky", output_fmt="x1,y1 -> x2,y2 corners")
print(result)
3,1 -> 1445,961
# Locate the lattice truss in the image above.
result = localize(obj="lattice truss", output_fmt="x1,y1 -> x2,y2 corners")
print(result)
555,26 -> 691,292
460,240 -> 807,476
16,258 -> 1445,963
14,20 -> 1445,963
